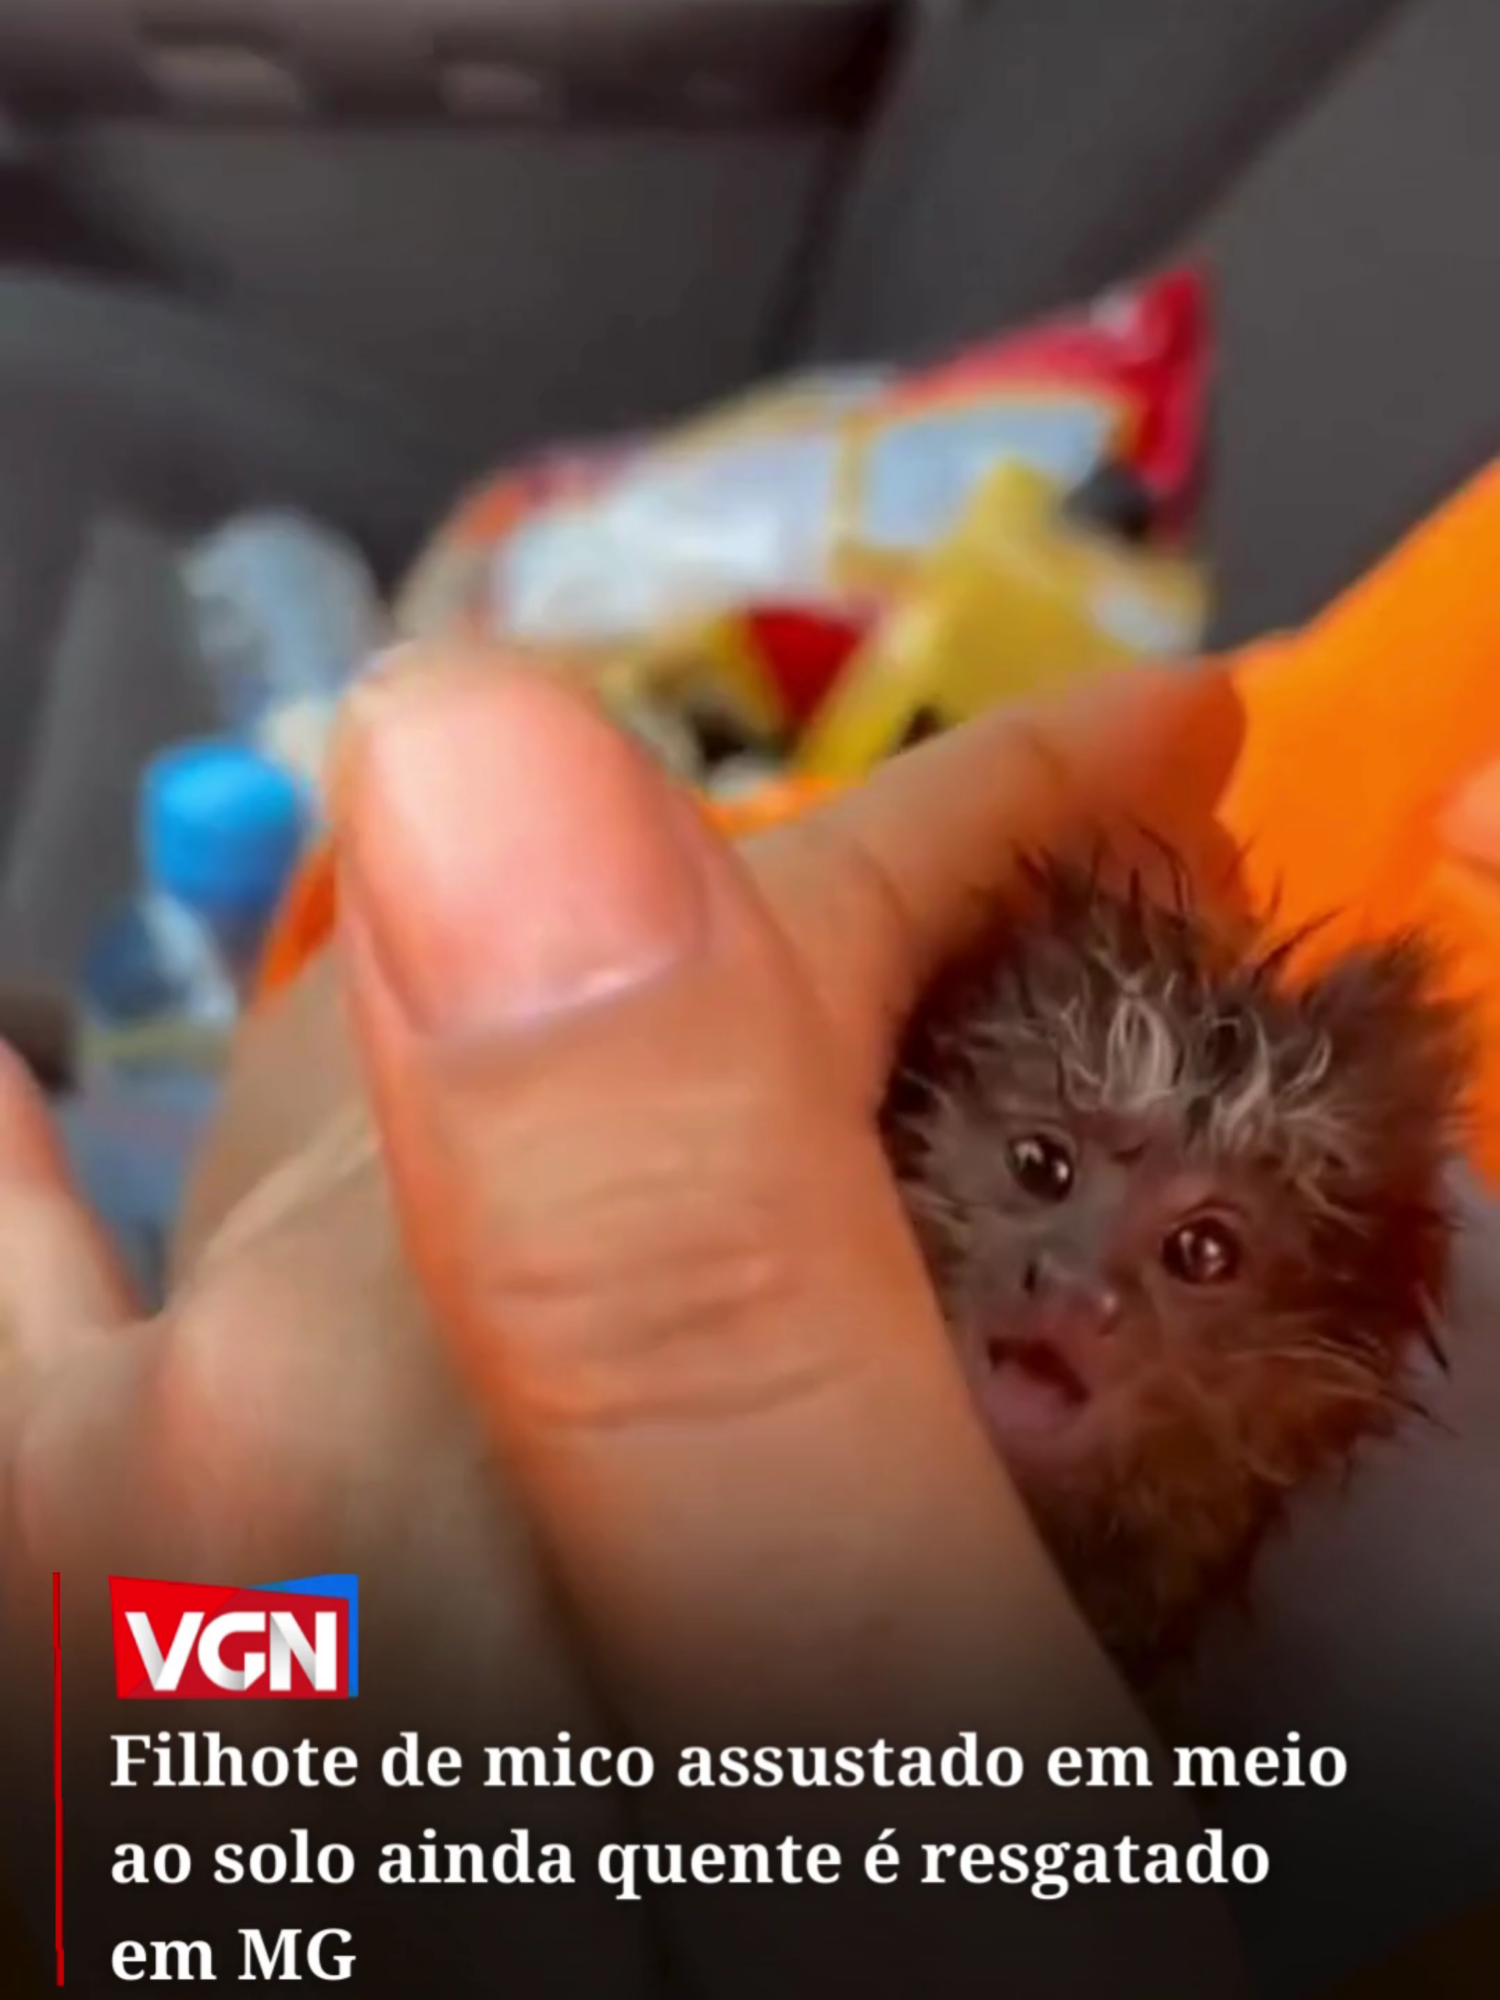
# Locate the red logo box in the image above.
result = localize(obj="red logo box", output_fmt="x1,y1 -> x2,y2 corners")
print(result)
110,1576 -> 359,1700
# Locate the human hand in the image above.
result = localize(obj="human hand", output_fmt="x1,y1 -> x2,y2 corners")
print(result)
312,647 -> 1251,1992
0,995 -> 649,1995
323,652 -> 1244,1733
2,645 -> 1248,1996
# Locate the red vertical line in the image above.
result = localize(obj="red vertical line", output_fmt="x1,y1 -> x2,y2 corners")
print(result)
52,1570 -> 62,1987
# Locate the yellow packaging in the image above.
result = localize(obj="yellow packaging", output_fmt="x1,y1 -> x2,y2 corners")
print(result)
795,462 -> 1210,781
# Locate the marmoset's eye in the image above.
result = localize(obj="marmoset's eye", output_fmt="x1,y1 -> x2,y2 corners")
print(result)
1007,1133 -> 1076,1203
1162,1214 -> 1243,1286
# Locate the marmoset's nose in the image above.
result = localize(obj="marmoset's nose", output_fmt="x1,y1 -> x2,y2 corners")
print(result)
1022,1250 -> 1122,1331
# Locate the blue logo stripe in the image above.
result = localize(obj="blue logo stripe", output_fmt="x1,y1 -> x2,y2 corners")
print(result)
251,1575 -> 359,1697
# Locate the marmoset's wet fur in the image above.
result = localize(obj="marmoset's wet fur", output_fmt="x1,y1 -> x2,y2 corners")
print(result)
882,853 -> 1472,1685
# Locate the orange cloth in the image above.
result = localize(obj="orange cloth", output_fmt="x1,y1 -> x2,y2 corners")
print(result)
1219,460 -> 1500,957
1215,460 -> 1500,1177
256,831 -> 340,1004
255,460 -> 1500,1172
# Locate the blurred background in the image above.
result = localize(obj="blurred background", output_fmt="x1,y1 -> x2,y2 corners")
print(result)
0,0 -> 1491,1289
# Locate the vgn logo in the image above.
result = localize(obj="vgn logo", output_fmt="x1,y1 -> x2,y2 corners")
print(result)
110,1576 -> 359,1700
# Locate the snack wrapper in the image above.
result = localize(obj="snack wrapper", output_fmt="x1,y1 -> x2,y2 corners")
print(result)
394,268 -> 1215,788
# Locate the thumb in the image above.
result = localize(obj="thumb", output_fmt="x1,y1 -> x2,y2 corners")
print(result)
331,659 -> 1092,1739
0,1041 -> 133,1379
0,1039 -> 138,1583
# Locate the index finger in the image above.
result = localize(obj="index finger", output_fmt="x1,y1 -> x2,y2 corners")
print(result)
747,662 -> 1245,1096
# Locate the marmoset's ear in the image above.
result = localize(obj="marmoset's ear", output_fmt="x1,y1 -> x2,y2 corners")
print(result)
1289,934 -> 1473,1355
1301,933 -> 1474,1193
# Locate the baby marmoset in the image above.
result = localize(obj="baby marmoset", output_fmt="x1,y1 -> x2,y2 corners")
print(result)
882,853 -> 1472,1685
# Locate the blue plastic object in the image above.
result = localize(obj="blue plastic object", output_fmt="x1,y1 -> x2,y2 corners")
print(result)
71,738 -> 311,1303
142,738 -> 309,923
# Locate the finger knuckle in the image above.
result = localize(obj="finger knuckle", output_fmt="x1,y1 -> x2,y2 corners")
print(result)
466,1102 -> 816,1418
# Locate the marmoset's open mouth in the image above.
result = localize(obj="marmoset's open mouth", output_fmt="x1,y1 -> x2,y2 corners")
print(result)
980,1336 -> 1090,1438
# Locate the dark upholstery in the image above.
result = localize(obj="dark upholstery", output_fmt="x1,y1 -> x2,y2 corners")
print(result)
1192,0 -> 1500,638
0,273 -> 470,974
